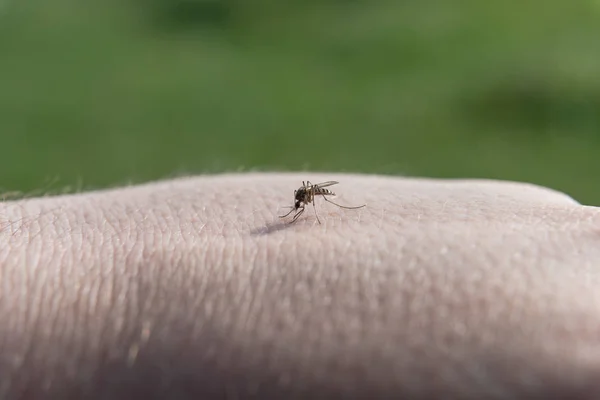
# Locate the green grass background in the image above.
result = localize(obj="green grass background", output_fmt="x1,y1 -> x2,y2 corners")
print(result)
1,0 -> 599,204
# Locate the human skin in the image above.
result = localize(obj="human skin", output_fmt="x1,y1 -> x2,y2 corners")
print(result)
1,173 -> 600,399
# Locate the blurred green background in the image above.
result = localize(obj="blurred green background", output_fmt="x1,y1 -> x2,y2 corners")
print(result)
1,0 -> 599,204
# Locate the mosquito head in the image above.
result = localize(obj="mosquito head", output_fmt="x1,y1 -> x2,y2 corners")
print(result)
295,187 -> 307,202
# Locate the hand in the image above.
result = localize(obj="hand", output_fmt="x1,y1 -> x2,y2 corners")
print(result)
1,173 -> 599,399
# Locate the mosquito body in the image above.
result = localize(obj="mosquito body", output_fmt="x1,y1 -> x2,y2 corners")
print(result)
279,180 -> 366,224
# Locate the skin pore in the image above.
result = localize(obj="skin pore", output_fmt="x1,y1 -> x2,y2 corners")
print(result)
1,173 -> 600,399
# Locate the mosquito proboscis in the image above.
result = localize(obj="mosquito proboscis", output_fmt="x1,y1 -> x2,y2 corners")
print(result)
279,180 -> 366,224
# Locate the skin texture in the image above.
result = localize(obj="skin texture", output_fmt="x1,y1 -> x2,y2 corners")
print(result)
1,172 -> 600,399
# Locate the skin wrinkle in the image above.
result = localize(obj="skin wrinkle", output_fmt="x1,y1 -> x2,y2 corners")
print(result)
59,211 -> 80,336
208,237 -> 240,337
50,211 -> 92,391
122,222 -> 143,324
145,205 -> 177,324
191,233 -> 220,328
100,206 -> 128,348
95,202 -> 157,373
183,247 -> 213,345
100,204 -> 128,308
235,238 -> 265,337
17,220 -> 46,390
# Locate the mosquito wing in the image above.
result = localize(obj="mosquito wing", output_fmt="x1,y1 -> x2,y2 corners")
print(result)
313,181 -> 339,189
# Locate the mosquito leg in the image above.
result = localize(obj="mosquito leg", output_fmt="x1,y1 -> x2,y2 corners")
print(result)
308,183 -> 321,224
312,201 -> 321,224
279,207 -> 296,218
323,196 -> 366,210
291,207 -> 305,223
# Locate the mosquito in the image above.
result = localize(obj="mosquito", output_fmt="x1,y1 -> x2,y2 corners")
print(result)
279,180 -> 366,224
